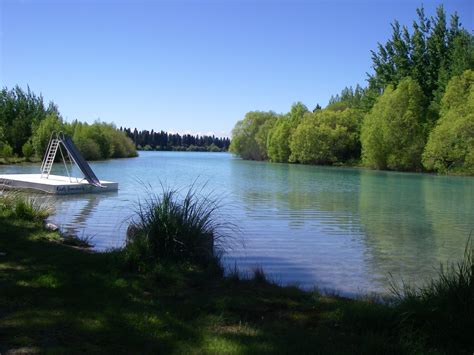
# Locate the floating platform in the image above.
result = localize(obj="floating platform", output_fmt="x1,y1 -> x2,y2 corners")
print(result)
0,174 -> 118,195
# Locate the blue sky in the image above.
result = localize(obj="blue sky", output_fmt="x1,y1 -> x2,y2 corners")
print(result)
1,0 -> 472,137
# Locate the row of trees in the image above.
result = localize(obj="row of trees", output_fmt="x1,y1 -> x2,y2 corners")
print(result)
0,86 -> 137,161
121,127 -> 231,152
230,6 -> 473,175
229,102 -> 363,165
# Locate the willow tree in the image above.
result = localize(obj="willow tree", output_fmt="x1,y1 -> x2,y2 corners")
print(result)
361,77 -> 426,171
31,113 -> 64,158
266,102 -> 308,163
289,108 -> 362,165
229,111 -> 278,161
267,118 -> 292,163
422,70 -> 474,174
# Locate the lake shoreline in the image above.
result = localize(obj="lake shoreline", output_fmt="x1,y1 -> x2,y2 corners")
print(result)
2,151 -> 473,177
1,151 -> 472,295
231,155 -> 474,177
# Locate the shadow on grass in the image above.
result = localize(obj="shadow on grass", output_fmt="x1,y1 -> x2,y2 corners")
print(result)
0,216 -> 438,354
0,217 -> 202,353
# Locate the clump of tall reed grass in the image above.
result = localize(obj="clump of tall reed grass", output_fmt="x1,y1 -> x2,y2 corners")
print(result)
124,184 -> 228,271
0,190 -> 52,221
390,238 -> 474,351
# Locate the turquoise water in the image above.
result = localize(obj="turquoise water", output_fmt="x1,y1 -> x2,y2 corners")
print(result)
1,151 -> 473,296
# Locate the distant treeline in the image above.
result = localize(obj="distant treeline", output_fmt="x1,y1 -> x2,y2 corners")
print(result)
121,127 -> 231,152
230,6 -> 473,175
0,86 -> 137,161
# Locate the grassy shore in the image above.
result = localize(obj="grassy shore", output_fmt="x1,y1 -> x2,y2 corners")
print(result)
0,194 -> 472,354
0,157 -> 41,165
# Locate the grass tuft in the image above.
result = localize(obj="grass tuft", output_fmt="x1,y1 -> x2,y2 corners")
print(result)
61,232 -> 95,249
124,184 -> 228,271
390,238 -> 474,351
0,190 -> 52,221
251,266 -> 268,284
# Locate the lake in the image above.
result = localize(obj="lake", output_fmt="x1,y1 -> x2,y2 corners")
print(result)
1,151 -> 473,296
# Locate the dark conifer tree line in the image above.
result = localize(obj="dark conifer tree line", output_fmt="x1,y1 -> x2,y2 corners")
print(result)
120,127 -> 230,152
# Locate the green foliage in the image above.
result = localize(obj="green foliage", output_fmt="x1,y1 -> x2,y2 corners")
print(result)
125,186 -> 224,270
97,122 -> 137,158
127,128 -> 230,152
422,70 -> 474,174
0,85 -> 137,161
254,117 -> 276,161
370,5 -> 473,115
88,122 -> 112,158
229,111 -> 278,160
361,77 -> 427,171
327,85 -> 365,110
267,118 -> 292,162
0,141 -> 13,158
228,6 -> 472,175
108,128 -> 138,158
207,143 -> 221,152
31,113 -> 64,158
0,192 -> 52,221
288,102 -> 309,126
21,140 -> 34,159
185,145 -> 207,152
72,124 -> 102,161
71,121 -> 137,160
290,109 -> 362,164
265,103 -> 308,163
0,86 -> 50,155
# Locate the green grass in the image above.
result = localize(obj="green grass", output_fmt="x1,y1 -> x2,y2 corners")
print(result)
0,191 -> 53,221
0,215 -> 415,354
0,156 -> 41,165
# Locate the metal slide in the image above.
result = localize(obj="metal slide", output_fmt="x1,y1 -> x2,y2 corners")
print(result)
61,136 -> 102,187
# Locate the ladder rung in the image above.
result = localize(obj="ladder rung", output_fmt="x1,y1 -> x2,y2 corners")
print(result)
41,136 -> 63,177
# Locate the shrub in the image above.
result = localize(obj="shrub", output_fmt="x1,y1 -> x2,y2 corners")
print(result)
267,118 -> 292,163
71,121 -> 137,160
73,136 -> 102,161
267,102 -> 309,163
0,142 -> 14,158
229,111 -> 278,161
289,109 -> 362,164
124,185 -> 226,271
207,143 -> 221,152
22,140 -> 34,160
31,113 -> 64,158
109,129 -> 137,158
422,70 -> 474,174
361,77 -> 426,171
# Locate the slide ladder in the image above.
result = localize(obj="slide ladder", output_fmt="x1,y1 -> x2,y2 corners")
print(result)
40,137 -> 60,178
